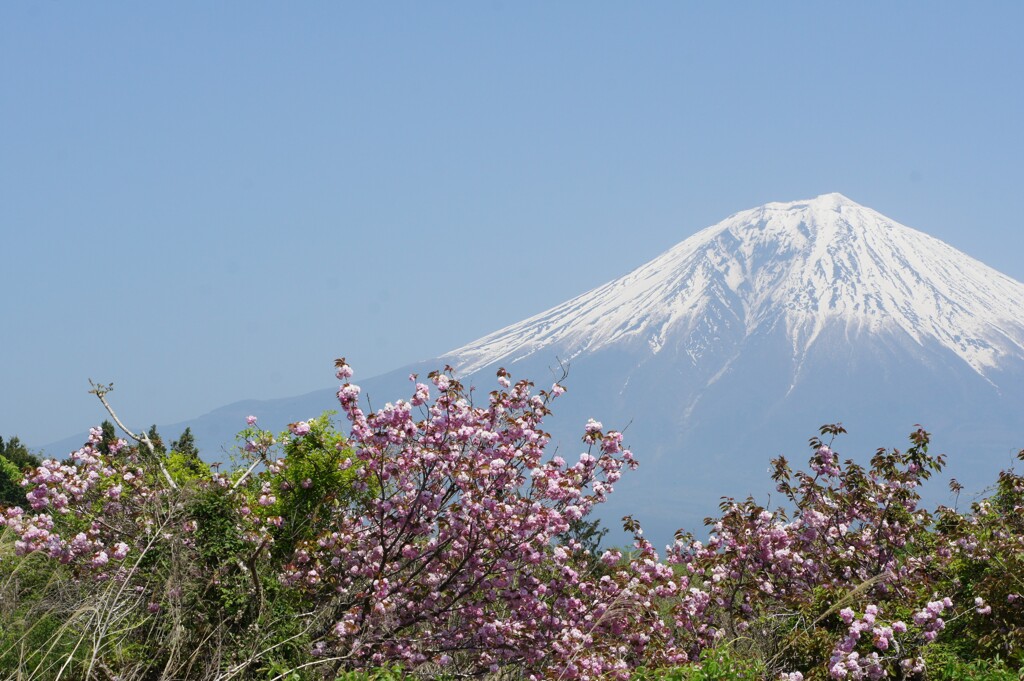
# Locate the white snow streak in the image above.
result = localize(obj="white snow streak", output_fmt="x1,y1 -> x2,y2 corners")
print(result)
447,193 -> 1024,379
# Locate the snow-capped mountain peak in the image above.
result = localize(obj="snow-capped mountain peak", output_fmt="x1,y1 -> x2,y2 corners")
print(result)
448,194 -> 1024,379
49,193 -> 1022,548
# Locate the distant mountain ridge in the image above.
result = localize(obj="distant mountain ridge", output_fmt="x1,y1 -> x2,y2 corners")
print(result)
45,194 -> 1024,547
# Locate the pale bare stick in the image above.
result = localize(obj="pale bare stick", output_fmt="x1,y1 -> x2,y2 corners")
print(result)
88,380 -> 178,490
231,458 -> 264,492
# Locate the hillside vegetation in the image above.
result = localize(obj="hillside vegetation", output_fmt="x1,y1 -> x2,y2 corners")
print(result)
1,363 -> 1021,679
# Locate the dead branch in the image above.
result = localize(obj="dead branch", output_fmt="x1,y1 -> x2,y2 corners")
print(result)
88,380 -> 178,490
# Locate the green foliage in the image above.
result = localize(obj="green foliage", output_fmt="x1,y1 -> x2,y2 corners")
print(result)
0,455 -> 26,508
171,426 -> 200,459
243,412 -> 362,560
0,531 -> 91,677
0,435 -> 41,508
6,408 -> 1024,679
0,610 -> 91,677
165,447 -> 209,484
632,644 -> 766,680
0,435 -> 41,470
332,668 -> 412,681
145,423 -> 167,455
931,453 -> 1024,671
166,427 -> 208,483
926,646 -> 1022,680
95,420 -> 118,455
190,484 -> 247,564
559,515 -> 609,558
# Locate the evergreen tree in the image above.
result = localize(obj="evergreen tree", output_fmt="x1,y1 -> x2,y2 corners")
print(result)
0,455 -> 25,508
0,435 -> 40,470
0,435 -> 40,508
145,424 -> 166,455
96,421 -> 118,455
170,427 -> 198,460
168,427 -> 207,478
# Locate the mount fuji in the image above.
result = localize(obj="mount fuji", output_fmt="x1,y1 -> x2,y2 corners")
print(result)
427,192 -> 1024,541
452,192 -> 1024,382
46,194 -> 1024,546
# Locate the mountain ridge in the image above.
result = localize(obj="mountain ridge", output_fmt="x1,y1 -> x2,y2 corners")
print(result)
447,193 -> 1024,383
42,194 -> 1024,546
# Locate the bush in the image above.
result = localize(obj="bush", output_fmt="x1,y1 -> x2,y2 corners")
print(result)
2,368 -> 1023,679
0,364 -> 670,679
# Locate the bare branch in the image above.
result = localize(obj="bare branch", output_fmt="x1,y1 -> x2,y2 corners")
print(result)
89,380 -> 139,443
88,380 -> 178,490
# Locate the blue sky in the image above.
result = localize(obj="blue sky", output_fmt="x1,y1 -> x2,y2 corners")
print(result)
2,3 -> 1023,446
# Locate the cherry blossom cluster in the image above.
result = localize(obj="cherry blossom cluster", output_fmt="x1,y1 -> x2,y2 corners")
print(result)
273,362 -> 684,678
0,427 -> 143,576
930,458 -> 1024,663
2,370 -> 1022,678
827,605 -> 910,679
661,426 -> 978,677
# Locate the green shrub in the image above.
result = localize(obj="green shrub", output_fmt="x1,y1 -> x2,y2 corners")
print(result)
632,644 -> 766,680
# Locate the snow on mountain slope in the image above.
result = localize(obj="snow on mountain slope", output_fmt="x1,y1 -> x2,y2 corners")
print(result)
448,193 -> 1024,382
43,194 -> 1024,547
432,193 -> 1024,544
